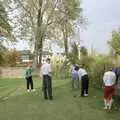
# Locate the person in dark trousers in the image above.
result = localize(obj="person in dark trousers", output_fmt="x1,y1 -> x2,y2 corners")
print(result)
78,65 -> 89,97
24,64 -> 35,92
40,58 -> 53,100
112,67 -> 120,84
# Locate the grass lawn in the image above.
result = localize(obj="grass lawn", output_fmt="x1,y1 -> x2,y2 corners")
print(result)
0,77 -> 120,120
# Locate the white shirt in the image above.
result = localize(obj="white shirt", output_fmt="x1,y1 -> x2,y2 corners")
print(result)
103,71 -> 116,86
40,63 -> 52,76
78,68 -> 88,80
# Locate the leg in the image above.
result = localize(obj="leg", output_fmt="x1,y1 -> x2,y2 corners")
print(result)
43,75 -> 48,99
108,98 -> 113,110
81,80 -> 84,96
47,76 -> 53,100
75,79 -> 80,90
85,78 -> 89,96
108,87 -> 115,110
77,79 -> 80,89
26,77 -> 30,90
29,76 -> 33,90
104,99 -> 108,109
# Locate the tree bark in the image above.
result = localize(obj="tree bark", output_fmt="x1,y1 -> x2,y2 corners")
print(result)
63,24 -> 68,57
34,0 -> 43,67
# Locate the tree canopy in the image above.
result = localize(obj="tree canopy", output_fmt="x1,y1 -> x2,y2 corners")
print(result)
108,29 -> 120,55
0,1 -> 11,36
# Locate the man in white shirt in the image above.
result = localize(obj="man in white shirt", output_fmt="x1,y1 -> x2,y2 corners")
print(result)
103,69 -> 116,110
78,65 -> 89,97
40,58 -> 53,100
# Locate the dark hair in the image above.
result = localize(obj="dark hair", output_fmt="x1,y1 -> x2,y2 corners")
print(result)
74,65 -> 79,71
46,58 -> 51,61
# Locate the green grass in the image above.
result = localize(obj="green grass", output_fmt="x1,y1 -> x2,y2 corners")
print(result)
0,77 -> 120,120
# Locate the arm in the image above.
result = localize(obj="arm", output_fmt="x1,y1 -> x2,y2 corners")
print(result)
103,73 -> 107,85
113,74 -> 116,85
48,64 -> 52,76
78,70 -> 82,80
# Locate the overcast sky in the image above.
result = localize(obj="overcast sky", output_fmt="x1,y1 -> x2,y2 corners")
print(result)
81,0 -> 120,53
14,0 -> 120,53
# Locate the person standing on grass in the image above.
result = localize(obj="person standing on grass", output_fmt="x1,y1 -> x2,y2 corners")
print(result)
71,64 -> 79,90
40,58 -> 53,100
112,67 -> 120,84
103,68 -> 116,110
78,65 -> 89,97
24,64 -> 35,92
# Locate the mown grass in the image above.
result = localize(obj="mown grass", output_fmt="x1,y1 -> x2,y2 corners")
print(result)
0,77 -> 120,120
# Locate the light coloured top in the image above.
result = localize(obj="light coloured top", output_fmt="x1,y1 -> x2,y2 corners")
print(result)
103,71 -> 116,86
40,63 -> 52,76
78,68 -> 88,80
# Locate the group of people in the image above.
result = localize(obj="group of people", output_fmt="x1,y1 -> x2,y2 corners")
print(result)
71,64 -> 119,110
24,58 -> 119,110
24,58 -> 53,100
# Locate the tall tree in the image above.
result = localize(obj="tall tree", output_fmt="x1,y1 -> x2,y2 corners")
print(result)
0,1 -> 11,37
54,0 -> 83,56
6,0 -> 61,67
5,0 -> 84,67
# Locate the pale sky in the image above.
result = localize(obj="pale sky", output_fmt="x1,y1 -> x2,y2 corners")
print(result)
14,0 -> 120,53
81,0 -> 120,53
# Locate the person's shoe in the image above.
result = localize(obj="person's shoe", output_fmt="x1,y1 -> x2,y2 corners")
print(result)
84,94 -> 88,97
108,106 -> 112,110
27,89 -> 30,92
104,106 -> 108,110
49,97 -> 53,100
44,96 -> 48,100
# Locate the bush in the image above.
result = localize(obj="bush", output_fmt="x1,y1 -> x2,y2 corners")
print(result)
88,56 -> 113,88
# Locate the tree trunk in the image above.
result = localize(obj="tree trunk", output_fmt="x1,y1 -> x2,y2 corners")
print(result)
34,0 -> 43,67
63,25 -> 68,57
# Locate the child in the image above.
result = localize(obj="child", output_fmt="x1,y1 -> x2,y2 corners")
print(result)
24,64 -> 35,92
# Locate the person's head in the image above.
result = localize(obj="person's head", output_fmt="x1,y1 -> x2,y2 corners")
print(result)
109,67 -> 113,71
46,58 -> 51,64
74,65 -> 79,71
106,67 -> 113,72
27,63 -> 32,69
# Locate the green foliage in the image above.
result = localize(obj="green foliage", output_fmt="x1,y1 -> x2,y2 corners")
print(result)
89,56 -> 113,88
0,43 -> 6,65
108,29 -> 120,55
0,1 -> 11,36
79,55 -> 94,69
80,46 -> 88,56
68,42 -> 79,64
0,49 -> 20,67
0,51 -> 4,65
